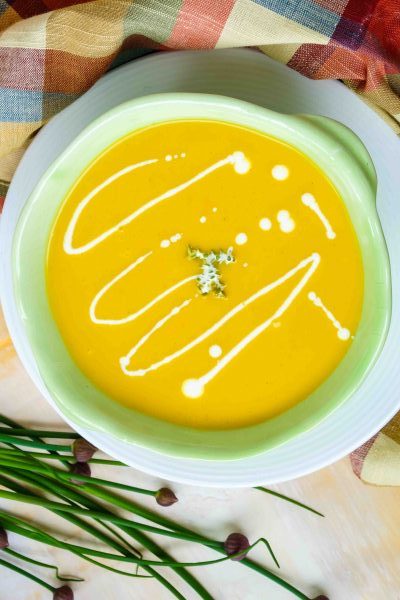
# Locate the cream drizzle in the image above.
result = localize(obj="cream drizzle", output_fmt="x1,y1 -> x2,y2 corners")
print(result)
64,152 -> 248,255
120,299 -> 193,376
90,251 -> 196,326
301,193 -> 336,239
60,149 -> 346,398
181,253 -> 320,397
120,253 -> 320,396
308,291 -> 350,340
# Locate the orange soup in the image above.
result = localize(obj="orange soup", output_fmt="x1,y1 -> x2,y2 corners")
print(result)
46,120 -> 364,429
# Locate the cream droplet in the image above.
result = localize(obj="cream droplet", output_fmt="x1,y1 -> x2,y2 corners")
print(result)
259,218 -> 272,231
277,210 -> 289,222
272,165 -> 289,180
338,328 -> 350,341
280,219 -> 295,233
235,233 -> 248,245
209,345 -> 222,358
165,155 -> 172,162
200,216 -> 207,224
160,239 -> 170,248
182,379 -> 204,399
277,210 -> 295,233
170,233 -> 182,243
231,151 -> 251,174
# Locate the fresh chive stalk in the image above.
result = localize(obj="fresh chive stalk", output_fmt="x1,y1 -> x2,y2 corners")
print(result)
255,487 -> 324,517
0,415 -> 322,600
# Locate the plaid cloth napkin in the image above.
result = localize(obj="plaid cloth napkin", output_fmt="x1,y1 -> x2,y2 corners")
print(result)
0,0 -> 399,485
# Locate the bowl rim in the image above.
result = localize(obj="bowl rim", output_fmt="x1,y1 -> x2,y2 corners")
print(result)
11,92 -> 392,460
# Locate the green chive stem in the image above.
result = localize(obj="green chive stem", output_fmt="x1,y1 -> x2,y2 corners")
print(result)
255,487 -> 324,517
0,473 -> 213,600
3,548 -> 83,582
0,557 -> 55,592
0,434 -> 71,451
0,455 -> 156,496
0,428 -> 80,439
0,414 -> 314,600
0,474 -> 310,599
0,447 -> 123,465
0,488 -> 218,547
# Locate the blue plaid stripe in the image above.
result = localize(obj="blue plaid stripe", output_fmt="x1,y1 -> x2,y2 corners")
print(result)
0,90 -> 79,122
0,89 -> 43,121
0,1 -> 10,15
252,0 -> 340,37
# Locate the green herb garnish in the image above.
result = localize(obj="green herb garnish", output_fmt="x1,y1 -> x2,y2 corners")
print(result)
188,245 -> 235,297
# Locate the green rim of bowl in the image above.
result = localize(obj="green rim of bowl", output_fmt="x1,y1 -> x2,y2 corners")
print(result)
12,93 -> 392,460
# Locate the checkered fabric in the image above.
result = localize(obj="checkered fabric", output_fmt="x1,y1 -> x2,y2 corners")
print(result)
1,0 -> 399,484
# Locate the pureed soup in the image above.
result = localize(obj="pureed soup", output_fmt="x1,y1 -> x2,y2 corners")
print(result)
46,120 -> 364,430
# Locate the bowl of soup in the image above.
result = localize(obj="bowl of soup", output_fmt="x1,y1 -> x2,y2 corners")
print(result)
12,93 -> 391,459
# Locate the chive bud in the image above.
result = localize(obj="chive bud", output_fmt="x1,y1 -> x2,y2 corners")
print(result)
0,525 -> 9,549
155,488 -> 178,507
70,461 -> 91,484
53,585 -> 74,600
224,532 -> 250,561
72,438 -> 97,462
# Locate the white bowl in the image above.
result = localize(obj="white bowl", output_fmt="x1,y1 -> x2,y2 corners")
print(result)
1,49 -> 399,486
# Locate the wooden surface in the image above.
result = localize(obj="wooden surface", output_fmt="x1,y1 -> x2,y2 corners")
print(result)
1,311 -> 400,600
